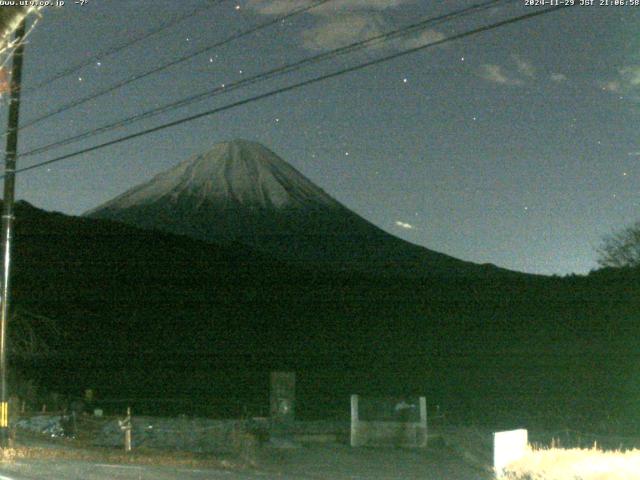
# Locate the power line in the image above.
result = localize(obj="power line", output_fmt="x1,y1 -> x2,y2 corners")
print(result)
23,0 -> 227,94
17,0 -> 333,131
18,0 -> 512,160
9,5 -> 570,178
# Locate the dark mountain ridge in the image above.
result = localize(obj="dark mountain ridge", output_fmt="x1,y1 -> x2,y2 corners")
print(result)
4,200 -> 639,427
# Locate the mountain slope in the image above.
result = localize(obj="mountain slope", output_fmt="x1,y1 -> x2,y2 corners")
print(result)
4,200 -> 637,426
86,139 -> 511,277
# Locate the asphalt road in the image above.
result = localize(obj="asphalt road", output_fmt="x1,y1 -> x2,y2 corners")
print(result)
0,460 -> 270,479
0,445 -> 493,479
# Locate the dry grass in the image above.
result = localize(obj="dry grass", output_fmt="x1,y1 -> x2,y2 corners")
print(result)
501,446 -> 640,480
0,443 -> 245,469
0,428 -> 254,471
440,426 -> 494,471
3,414 -> 264,472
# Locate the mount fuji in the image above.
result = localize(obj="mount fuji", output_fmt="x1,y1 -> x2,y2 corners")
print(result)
86,140 -> 508,277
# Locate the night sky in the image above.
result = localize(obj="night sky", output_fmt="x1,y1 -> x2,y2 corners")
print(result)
2,0 -> 639,275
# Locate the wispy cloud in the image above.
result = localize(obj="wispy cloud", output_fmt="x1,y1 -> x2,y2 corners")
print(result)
248,0 -> 415,51
402,29 -> 445,50
479,56 -> 567,86
246,0 -> 311,16
601,65 -> 640,94
316,0 -> 410,13
621,65 -> 640,87
248,0 -> 410,16
478,55 -> 546,87
395,220 -> 414,230
513,54 -> 535,78
478,64 -> 524,86
602,80 -> 622,93
301,13 -> 390,51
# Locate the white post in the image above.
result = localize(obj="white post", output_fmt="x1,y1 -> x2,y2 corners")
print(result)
350,394 -> 359,447
493,429 -> 528,475
419,396 -> 427,447
119,406 -> 132,452
124,427 -> 132,452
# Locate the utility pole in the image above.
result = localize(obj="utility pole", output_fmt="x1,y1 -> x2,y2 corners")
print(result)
0,20 -> 26,447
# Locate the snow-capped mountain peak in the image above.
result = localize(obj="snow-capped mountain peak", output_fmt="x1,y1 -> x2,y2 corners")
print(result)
93,140 -> 340,212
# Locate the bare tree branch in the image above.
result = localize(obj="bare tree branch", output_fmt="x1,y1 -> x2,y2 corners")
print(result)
9,307 -> 59,359
597,221 -> 640,268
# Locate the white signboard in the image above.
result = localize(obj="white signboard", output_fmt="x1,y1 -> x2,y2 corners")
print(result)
493,428 -> 528,474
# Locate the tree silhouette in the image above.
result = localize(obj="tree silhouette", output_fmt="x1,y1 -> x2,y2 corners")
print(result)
597,221 -> 640,268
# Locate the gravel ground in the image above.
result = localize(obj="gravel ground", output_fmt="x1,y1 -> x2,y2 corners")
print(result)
7,415 -> 495,479
0,442 -> 493,480
253,443 -> 493,480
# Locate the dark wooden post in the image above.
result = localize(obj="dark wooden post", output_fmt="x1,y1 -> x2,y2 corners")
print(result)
0,19 -> 26,447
